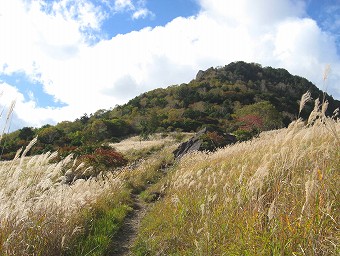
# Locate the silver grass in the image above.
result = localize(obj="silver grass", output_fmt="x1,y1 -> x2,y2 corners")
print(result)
323,64 -> 331,82
48,151 -> 59,162
332,108 -> 339,118
19,137 -> 38,166
300,176 -> 316,219
307,98 -> 321,125
299,91 -> 312,117
0,100 -> 16,142
267,198 -> 276,221
322,64 -> 331,104
321,100 -> 329,117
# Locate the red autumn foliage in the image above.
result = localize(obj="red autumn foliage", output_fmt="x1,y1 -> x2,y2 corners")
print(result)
206,131 -> 225,145
80,147 -> 128,170
237,114 -> 264,132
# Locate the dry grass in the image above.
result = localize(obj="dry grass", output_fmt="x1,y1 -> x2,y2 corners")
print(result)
0,131 -> 179,255
110,136 -> 171,153
134,115 -> 340,255
110,133 -> 192,153
0,144 -> 126,255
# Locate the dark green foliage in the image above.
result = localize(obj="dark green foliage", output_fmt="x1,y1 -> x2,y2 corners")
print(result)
2,61 -> 340,158
18,127 -> 35,141
38,126 -> 63,144
200,131 -> 232,151
233,129 -> 253,141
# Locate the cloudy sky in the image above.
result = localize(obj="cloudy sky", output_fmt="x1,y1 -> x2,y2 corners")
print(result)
0,0 -> 339,131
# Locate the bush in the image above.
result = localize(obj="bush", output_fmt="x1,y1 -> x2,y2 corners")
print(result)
200,131 -> 229,151
80,146 -> 128,174
233,129 -> 253,141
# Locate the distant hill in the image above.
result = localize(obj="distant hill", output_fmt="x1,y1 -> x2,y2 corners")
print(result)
1,61 -> 339,159
109,61 -> 339,133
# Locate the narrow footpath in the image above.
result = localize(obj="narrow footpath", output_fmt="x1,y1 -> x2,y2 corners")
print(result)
108,194 -> 147,256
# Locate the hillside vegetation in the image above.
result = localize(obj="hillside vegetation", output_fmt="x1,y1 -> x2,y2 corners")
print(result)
133,106 -> 340,255
1,61 -> 339,159
0,62 -> 339,255
0,134 -> 178,255
1,95 -> 338,255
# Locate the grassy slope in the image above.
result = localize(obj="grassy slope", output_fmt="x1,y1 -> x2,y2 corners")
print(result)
134,119 -> 340,255
0,134 -> 179,255
0,113 -> 339,255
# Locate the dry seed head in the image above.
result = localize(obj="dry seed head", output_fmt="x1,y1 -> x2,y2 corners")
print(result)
323,64 -> 331,82
200,203 -> 205,216
223,182 -> 229,192
332,108 -> 339,118
188,180 -> 195,188
171,194 -> 180,205
13,147 -> 23,161
248,165 -> 269,196
307,98 -> 321,125
20,137 -> 38,166
61,235 -> 66,248
48,151 -> 58,162
211,194 -> 217,203
75,162 -> 85,171
301,176 -> 316,217
299,91 -> 312,117
321,100 -> 329,117
238,166 -> 246,184
267,198 -> 276,221
71,226 -> 83,236
236,192 -> 243,206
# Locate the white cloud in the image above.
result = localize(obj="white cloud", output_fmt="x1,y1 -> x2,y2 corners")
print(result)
114,0 -> 134,12
0,82 -> 57,129
199,0 -> 306,27
47,0 -> 107,30
112,0 -> 153,20
0,0 -> 339,130
132,8 -> 154,20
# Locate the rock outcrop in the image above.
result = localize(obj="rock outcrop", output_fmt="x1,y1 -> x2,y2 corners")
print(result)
173,128 -> 236,159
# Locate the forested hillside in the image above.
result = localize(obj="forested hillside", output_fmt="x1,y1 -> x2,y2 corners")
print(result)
1,61 -> 339,159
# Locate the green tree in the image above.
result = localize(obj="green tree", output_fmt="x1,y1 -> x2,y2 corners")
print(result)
18,127 -> 35,141
105,119 -> 131,138
38,126 -> 63,144
235,101 -> 283,131
83,120 -> 109,143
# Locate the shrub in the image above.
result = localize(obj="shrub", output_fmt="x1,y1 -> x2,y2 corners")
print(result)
80,146 -> 128,175
200,131 -> 230,151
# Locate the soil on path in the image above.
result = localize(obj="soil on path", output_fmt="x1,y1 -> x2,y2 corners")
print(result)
107,194 -> 147,256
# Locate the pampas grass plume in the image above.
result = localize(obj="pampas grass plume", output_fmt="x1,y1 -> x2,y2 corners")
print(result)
299,91 -> 312,117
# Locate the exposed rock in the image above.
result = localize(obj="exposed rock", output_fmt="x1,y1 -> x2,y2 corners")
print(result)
173,128 -> 206,159
173,127 -> 236,159
196,70 -> 205,80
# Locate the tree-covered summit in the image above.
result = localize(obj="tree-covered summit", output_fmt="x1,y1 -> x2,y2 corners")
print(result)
1,61 -> 339,159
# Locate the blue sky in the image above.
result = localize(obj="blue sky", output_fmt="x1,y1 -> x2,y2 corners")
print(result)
101,0 -> 200,38
0,0 -> 339,131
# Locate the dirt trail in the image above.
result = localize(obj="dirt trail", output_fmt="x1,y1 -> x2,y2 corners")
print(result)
108,194 -> 147,256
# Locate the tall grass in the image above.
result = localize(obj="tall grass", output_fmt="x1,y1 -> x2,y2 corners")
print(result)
134,104 -> 340,255
0,142 -> 128,255
0,128 -> 179,255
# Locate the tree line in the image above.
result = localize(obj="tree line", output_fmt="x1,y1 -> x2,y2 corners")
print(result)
1,61 -> 339,160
